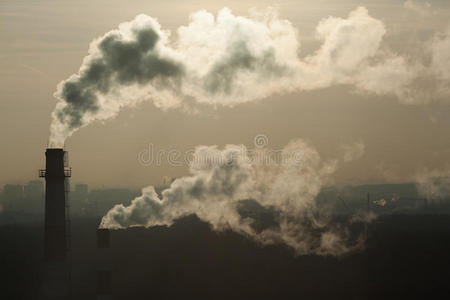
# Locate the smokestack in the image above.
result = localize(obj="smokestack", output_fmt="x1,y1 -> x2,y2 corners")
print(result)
96,229 -> 113,300
39,148 -> 71,300
41,148 -> 70,260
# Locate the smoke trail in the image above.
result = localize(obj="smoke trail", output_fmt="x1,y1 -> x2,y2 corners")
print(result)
430,26 -> 450,87
403,0 -> 432,16
50,15 -> 185,145
101,139 -> 368,256
340,140 -> 365,162
416,169 -> 450,203
51,6 -> 435,146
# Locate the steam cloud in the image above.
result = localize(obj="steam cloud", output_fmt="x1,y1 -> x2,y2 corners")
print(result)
403,0 -> 432,16
416,169 -> 450,203
101,139 -> 367,256
341,140 -> 365,162
49,6 -> 450,145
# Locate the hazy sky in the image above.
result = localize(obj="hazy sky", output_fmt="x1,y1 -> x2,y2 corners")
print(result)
1,0 -> 450,188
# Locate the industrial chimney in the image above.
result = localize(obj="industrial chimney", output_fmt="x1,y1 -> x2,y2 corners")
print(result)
39,148 -> 71,300
97,228 -> 113,300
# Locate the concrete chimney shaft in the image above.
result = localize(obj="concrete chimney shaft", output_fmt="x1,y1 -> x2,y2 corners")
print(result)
43,148 -> 68,261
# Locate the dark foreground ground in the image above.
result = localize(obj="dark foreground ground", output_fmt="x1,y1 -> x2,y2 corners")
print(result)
1,214 -> 450,300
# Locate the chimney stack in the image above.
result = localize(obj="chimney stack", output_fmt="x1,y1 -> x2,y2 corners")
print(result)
97,228 -> 113,300
39,148 -> 71,299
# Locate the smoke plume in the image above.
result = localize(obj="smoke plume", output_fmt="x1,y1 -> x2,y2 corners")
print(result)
341,140 -> 365,162
49,6 -> 450,145
403,0 -> 432,16
416,169 -> 450,203
101,139 -> 367,256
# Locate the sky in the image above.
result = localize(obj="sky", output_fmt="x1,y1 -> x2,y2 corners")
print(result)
1,0 -> 450,188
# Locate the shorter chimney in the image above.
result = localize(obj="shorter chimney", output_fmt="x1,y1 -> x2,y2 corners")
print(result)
97,228 -> 111,248
96,228 -> 113,300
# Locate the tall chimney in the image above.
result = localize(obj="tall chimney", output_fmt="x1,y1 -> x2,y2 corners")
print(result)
39,148 -> 71,299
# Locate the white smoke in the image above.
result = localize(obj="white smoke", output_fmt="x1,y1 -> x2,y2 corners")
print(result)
340,140 -> 365,162
415,169 -> 450,203
49,6 -> 450,146
404,0 -> 432,16
101,139 -> 367,256
431,26 -> 450,85
373,199 -> 387,207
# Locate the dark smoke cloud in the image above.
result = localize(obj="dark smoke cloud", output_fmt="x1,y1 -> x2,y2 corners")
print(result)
204,41 -> 286,94
55,25 -> 183,133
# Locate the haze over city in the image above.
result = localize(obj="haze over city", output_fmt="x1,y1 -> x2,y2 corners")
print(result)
1,1 -> 450,299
